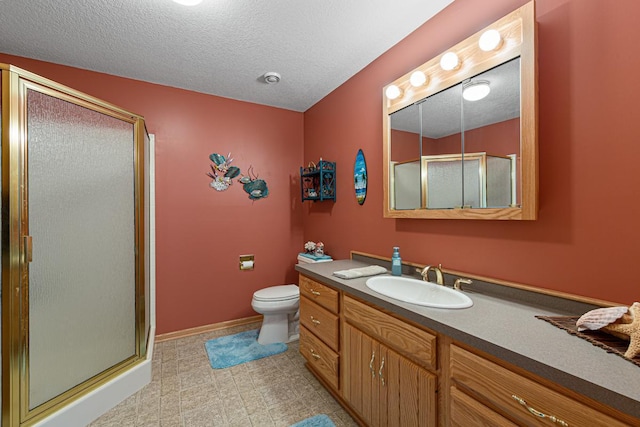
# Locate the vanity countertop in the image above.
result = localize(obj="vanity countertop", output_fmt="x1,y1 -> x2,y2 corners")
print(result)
295,259 -> 640,420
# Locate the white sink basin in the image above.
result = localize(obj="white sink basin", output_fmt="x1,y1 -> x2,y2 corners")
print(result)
365,276 -> 473,309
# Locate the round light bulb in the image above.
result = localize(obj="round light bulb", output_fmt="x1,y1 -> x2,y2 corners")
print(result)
463,81 -> 491,101
410,71 -> 427,87
385,85 -> 402,100
440,52 -> 460,71
173,0 -> 203,5
479,29 -> 502,51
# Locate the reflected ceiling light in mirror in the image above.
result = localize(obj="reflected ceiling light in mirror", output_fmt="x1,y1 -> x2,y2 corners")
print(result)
463,80 -> 491,101
172,0 -> 203,5
410,71 -> 427,87
440,52 -> 460,71
385,85 -> 402,100
479,29 -> 502,51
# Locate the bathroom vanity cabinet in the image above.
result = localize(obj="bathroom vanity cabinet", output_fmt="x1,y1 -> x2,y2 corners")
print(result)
297,269 -> 640,427
299,276 -> 438,426
447,344 -> 630,426
299,275 -> 340,389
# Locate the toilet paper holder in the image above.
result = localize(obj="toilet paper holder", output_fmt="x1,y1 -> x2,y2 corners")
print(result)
239,254 -> 254,271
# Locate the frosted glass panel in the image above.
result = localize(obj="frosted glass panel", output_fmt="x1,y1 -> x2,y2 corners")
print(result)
27,89 -> 136,409
393,161 -> 421,210
427,160 -> 463,209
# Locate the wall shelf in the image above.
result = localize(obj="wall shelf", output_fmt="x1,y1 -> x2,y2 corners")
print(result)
300,160 -> 336,202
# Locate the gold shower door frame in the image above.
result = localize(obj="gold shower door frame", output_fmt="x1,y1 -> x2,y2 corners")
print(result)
1,64 -> 148,427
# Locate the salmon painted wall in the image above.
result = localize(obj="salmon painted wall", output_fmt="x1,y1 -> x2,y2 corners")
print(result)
303,0 -> 640,305
0,53 -> 304,334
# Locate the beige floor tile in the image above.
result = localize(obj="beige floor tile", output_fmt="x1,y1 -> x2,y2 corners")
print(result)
93,323 -> 357,427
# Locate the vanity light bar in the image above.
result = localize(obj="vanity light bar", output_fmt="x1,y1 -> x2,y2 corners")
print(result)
383,19 -> 519,108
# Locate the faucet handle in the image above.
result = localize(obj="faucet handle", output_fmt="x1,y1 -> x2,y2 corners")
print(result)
454,278 -> 472,291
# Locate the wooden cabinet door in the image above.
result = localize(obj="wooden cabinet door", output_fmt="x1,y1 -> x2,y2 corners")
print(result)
381,344 -> 437,427
343,324 -> 437,427
343,324 -> 380,426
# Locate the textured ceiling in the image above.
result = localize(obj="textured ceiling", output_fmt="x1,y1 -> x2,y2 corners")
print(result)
0,0 -> 454,112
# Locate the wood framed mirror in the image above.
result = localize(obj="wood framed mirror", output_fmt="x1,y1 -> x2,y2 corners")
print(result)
383,1 -> 537,220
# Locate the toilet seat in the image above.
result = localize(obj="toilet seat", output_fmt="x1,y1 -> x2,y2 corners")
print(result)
253,284 -> 299,302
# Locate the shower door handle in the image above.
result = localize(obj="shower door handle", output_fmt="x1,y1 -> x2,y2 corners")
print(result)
24,236 -> 33,263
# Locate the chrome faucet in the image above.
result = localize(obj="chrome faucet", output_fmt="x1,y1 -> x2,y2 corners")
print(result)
418,264 -> 444,285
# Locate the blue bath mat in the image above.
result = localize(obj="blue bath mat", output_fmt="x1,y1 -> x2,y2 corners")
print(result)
204,329 -> 287,369
290,414 -> 335,427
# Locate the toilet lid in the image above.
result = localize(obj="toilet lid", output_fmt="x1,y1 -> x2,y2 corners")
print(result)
253,284 -> 299,302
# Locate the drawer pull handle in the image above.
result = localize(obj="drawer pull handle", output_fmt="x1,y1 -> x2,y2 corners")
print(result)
309,348 -> 321,360
511,395 -> 568,427
369,351 -> 376,378
310,316 -> 321,326
309,289 -> 321,296
379,356 -> 385,386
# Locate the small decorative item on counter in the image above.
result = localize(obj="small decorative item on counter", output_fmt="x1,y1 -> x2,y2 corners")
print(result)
576,302 -> 640,359
315,242 -> 324,256
304,241 -> 317,253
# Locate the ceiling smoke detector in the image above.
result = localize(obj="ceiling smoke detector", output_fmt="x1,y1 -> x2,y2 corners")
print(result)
263,72 -> 281,84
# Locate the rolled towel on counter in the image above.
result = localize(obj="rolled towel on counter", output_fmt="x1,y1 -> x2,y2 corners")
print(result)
332,265 -> 388,279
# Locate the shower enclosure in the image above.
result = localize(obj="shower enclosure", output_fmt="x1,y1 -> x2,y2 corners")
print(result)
1,64 -> 150,426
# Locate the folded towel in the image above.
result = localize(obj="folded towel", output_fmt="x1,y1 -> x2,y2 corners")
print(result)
298,252 -> 332,261
332,265 -> 388,279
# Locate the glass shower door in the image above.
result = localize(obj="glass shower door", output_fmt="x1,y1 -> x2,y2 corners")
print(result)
26,87 -> 138,410
1,64 -> 148,426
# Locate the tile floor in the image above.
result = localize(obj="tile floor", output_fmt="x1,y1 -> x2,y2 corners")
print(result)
90,322 -> 358,427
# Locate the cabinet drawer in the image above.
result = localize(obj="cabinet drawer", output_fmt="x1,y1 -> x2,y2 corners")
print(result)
343,295 -> 436,370
450,386 -> 517,427
300,296 -> 339,351
300,325 -> 339,390
450,345 -> 629,427
299,275 -> 339,313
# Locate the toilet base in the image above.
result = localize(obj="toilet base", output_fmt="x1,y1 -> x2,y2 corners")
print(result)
257,313 -> 300,345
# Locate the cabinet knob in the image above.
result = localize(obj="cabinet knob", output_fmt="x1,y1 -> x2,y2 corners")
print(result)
511,394 -> 568,426
379,356 -> 386,386
309,289 -> 321,296
310,316 -> 321,326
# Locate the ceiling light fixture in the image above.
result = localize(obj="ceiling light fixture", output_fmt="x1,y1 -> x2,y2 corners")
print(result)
462,80 -> 491,101
263,72 -> 281,84
410,71 -> 427,87
479,29 -> 502,51
440,52 -> 460,71
172,0 -> 203,5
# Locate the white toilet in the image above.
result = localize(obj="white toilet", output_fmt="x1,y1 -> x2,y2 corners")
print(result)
251,284 -> 300,345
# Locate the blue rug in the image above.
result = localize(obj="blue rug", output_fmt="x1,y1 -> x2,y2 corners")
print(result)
290,414 -> 335,427
204,329 -> 287,369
